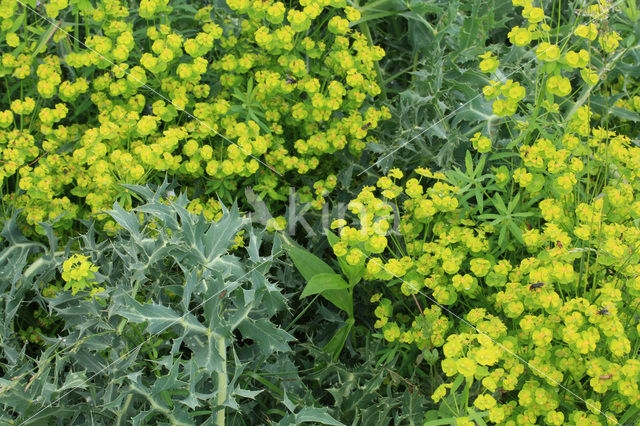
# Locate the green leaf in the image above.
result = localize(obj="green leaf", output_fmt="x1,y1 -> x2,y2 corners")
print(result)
237,318 -> 294,353
323,318 -> 355,361
115,294 -> 206,335
296,407 -> 345,425
498,225 -> 507,248
282,391 -> 296,413
467,408 -> 489,426
29,19 -> 60,61
300,273 -> 350,298
507,192 -> 520,213
75,0 -> 94,12
423,417 -> 460,426
620,405 -> 640,424
507,220 -> 524,244
492,194 -> 507,214
464,151 -> 473,175
233,388 -> 262,399
282,236 -> 334,281
589,95 -> 640,122
202,203 -> 246,262
57,371 -> 88,393
107,201 -> 140,238
325,230 -> 339,247
321,289 -> 353,318
299,272 -> 353,316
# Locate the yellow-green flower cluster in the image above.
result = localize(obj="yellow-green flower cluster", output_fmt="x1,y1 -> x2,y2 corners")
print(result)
0,129 -> 39,181
61,254 -> 104,299
0,0 -> 388,236
482,0 -> 621,117
186,197 -> 223,222
335,116 -> 640,421
326,1 -> 637,422
483,79 -> 526,117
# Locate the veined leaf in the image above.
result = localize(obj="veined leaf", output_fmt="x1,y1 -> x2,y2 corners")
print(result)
300,273 -> 350,298
238,318 -> 294,354
114,294 -> 207,335
107,202 -> 141,239
321,289 -> 353,317
282,236 -> 334,281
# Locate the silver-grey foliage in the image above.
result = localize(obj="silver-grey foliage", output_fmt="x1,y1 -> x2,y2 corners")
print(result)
0,182 -> 344,425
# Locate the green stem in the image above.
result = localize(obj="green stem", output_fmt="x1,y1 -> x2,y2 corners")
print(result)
216,337 -> 227,426
285,293 -> 320,331
115,394 -> 133,426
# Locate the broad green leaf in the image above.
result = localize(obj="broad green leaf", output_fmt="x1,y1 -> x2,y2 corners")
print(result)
282,236 -> 334,281
589,95 -> 640,122
107,202 -> 140,238
282,390 -> 296,412
134,202 -> 180,230
233,388 -> 262,399
300,273 -> 350,298
19,407 -> 77,425
202,203 -> 246,262
115,294 -> 207,335
321,289 -> 353,318
57,371 -> 88,393
75,0 -> 94,12
151,361 -> 182,394
325,229 -> 339,247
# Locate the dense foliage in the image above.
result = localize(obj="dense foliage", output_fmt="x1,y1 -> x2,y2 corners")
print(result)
2,0 -> 640,424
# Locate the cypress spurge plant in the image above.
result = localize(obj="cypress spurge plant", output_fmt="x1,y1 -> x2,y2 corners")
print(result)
0,0 -> 390,236
329,1 -> 640,424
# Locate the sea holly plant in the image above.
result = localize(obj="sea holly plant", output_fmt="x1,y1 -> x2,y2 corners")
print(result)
0,183 -> 349,425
